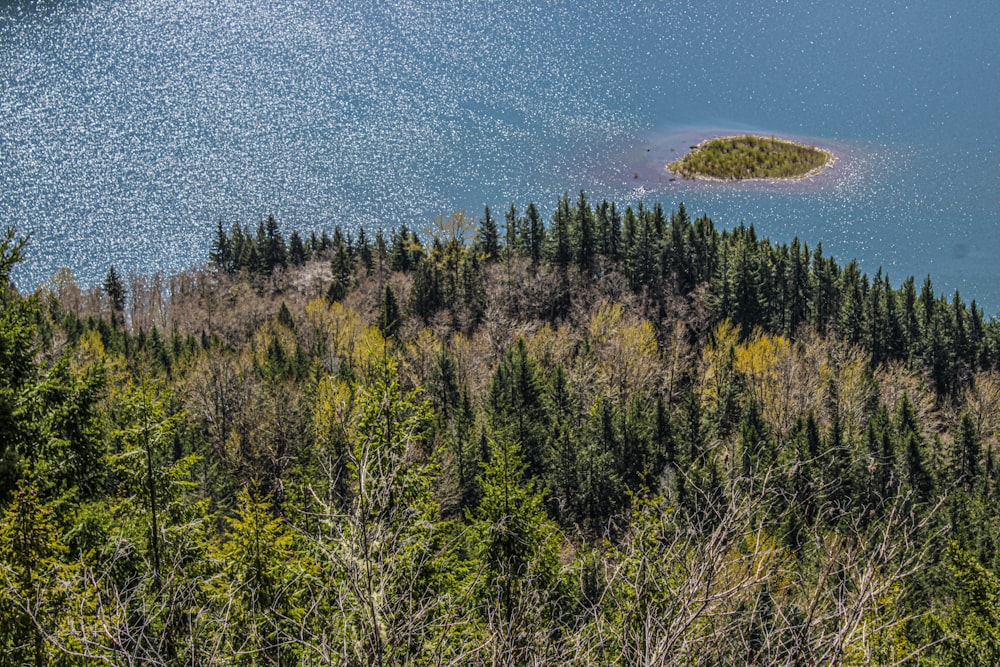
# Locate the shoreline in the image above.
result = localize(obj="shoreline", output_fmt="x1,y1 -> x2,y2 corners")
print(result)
665,134 -> 837,183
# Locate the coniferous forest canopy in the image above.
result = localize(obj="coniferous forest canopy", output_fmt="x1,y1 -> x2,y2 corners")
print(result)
5,194 -> 1000,665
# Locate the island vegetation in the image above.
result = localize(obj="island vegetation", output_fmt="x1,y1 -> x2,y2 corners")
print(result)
2,197 -> 1000,665
668,134 -> 834,181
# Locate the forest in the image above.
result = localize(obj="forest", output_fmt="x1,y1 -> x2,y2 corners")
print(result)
3,193 -> 1000,665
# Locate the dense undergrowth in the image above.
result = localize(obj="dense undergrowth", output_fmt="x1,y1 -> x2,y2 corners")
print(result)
2,196 -> 1000,665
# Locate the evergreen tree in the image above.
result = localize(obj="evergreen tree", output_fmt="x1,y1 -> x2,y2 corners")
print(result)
835,260 -> 865,345
882,272 -> 904,361
810,244 -> 838,336
955,412 -> 982,490
578,395 -> 622,533
103,265 -> 126,323
619,205 -> 647,291
504,204 -> 520,258
679,387 -> 703,467
262,214 -> 287,272
473,436 -> 562,655
525,201 -> 544,264
784,237 -> 809,337
900,275 -> 920,354
9,192 -> 1000,664
390,225 -> 412,272
919,275 -> 937,333
208,487 -> 298,665
327,241 -> 353,303
377,283 -> 401,339
652,394 -> 675,472
28,356 -> 105,500
596,199 -> 621,262
707,248 -> 734,327
459,253 -> 486,329
477,205 -> 499,261
731,234 -> 763,332
864,268 -> 888,364
288,230 -> 307,266
209,219 -> 232,272
254,219 -> 268,272
331,225 -> 345,251
550,193 -> 572,268
573,190 -> 595,275
739,399 -> 771,479
229,223 -> 253,271
409,259 -> 440,321
690,213 -> 718,285
487,339 -> 550,480
664,203 -> 694,293
357,226 -> 373,272
0,233 -> 47,499
0,481 -> 70,666
896,394 -> 935,502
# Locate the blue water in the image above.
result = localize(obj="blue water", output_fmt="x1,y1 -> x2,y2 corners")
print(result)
2,0 -> 999,310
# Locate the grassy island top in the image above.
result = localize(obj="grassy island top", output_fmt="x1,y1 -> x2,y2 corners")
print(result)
667,134 -> 834,181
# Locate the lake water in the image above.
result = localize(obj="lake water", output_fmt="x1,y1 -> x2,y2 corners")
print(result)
2,0 -> 999,310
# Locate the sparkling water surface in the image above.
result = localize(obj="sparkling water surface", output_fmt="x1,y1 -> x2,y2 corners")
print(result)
2,0 -> 998,310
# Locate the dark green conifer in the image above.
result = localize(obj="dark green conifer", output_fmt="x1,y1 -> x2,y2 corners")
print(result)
318,229 -> 332,253
408,260 -> 440,321
327,242 -> 353,303
356,227 -> 373,272
102,265 -> 126,324
377,283 -> 400,338
210,219 -> 232,272
277,302 -> 294,330
288,230 -> 306,266
525,201 -> 544,264
955,412 -> 982,489
504,204 -> 519,258
390,226 -> 411,272
835,261 -> 865,345
477,205 -> 499,261
487,339 -> 549,480
573,190 -> 595,275
550,194 -> 572,268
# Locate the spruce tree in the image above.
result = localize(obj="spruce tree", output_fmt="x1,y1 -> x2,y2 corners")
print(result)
377,283 -> 400,338
209,219 -> 232,272
477,205 -> 499,261
525,201 -> 543,264
262,214 -> 287,272
487,339 -> 549,480
474,436 -> 562,639
327,242 -> 353,303
955,412 -> 982,490
504,204 -> 520,258
408,260 -> 440,321
357,226 -> 373,272
288,230 -> 306,266
573,190 -> 595,274
102,265 -> 126,323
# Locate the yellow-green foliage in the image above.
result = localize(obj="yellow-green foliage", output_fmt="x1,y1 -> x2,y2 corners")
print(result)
669,135 -> 830,180
587,301 -> 659,397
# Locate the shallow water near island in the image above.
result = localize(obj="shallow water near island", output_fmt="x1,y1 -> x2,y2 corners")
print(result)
2,0 -> 999,311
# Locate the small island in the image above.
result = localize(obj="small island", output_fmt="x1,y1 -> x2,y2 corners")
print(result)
667,134 -> 835,181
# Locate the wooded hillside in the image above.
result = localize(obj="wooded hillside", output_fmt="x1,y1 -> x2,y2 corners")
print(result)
2,195 -> 1000,665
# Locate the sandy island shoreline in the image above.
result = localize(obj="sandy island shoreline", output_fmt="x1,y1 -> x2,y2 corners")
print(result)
665,134 -> 837,184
